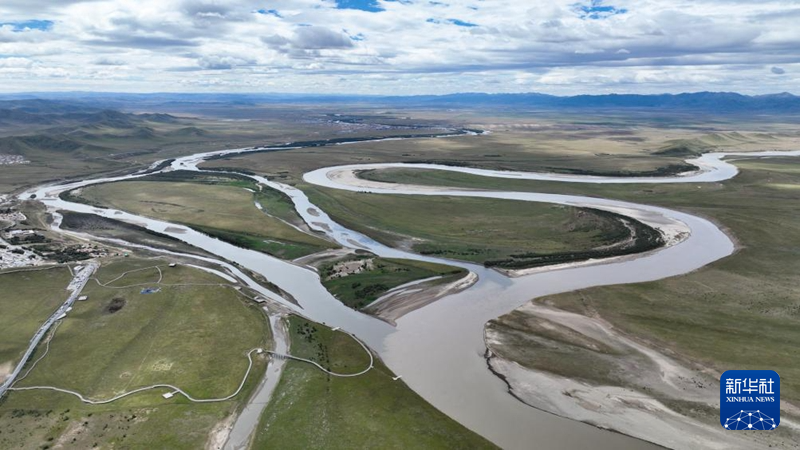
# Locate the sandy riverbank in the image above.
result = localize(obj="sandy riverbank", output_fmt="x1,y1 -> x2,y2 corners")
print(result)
485,301 -> 800,449
365,271 -> 478,325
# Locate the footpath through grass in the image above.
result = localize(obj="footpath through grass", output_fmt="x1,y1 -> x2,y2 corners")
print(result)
71,172 -> 335,260
320,257 -> 467,309
253,316 -> 497,449
0,258 -> 270,449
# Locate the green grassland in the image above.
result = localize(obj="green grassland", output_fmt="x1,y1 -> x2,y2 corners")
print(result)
199,120 -> 800,183
253,186 -> 307,227
320,257 -> 467,309
364,159 -> 800,404
0,103 -> 480,195
252,316 -> 496,449
0,258 -> 270,449
303,186 -> 650,268
195,121 -> 794,271
3,101 -> 797,197
0,117 -> 222,195
199,130 -> 688,182
0,267 -> 72,373
73,173 -> 335,260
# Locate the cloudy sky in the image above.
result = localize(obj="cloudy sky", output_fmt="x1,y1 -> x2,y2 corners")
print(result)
0,0 -> 798,95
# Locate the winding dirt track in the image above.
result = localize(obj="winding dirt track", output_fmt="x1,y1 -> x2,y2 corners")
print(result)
9,348 -> 262,404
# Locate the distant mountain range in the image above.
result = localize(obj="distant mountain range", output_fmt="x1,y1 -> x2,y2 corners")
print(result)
1,91 -> 799,113
390,92 -> 800,112
0,100 -> 178,128
0,100 -> 187,162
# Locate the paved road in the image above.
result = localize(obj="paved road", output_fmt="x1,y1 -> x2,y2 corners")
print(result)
0,262 -> 98,398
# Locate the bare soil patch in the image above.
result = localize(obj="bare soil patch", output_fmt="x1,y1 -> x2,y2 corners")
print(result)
105,297 -> 126,314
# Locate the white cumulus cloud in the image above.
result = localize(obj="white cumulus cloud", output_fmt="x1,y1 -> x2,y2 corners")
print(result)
0,0 -> 796,94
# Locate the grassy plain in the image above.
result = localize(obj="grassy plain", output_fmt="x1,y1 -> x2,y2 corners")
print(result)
365,159 -> 800,404
320,257 -> 467,309
196,119 -> 796,270
0,104 -> 471,195
253,316 -> 496,449
74,173 -> 335,259
200,119 -> 800,183
0,258 -> 270,449
304,187 -> 638,267
201,131 -> 681,181
0,150 -> 130,196
0,117 -> 237,195
0,267 -> 72,373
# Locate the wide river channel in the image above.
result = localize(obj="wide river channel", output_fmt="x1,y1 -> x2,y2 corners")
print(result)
20,135 -> 800,449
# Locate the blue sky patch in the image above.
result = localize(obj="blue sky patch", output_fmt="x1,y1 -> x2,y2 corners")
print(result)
335,0 -> 384,13
256,9 -> 282,18
1,20 -> 54,32
448,19 -> 477,27
427,18 -> 478,27
574,1 -> 627,20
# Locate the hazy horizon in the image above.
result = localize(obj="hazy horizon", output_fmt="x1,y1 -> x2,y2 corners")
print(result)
1,90 -> 797,98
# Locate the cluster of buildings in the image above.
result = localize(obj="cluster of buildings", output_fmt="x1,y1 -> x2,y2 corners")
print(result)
0,207 -> 109,268
0,209 -> 26,225
0,236 -> 42,269
2,229 -> 37,240
0,208 -> 40,269
0,154 -> 29,166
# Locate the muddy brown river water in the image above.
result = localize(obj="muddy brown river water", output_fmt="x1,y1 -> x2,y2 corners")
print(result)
21,140 -> 800,449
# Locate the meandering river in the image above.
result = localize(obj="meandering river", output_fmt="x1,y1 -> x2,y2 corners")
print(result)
20,136 -> 799,449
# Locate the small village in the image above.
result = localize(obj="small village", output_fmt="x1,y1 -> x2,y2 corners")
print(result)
0,205 -> 108,269
0,154 -> 29,166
